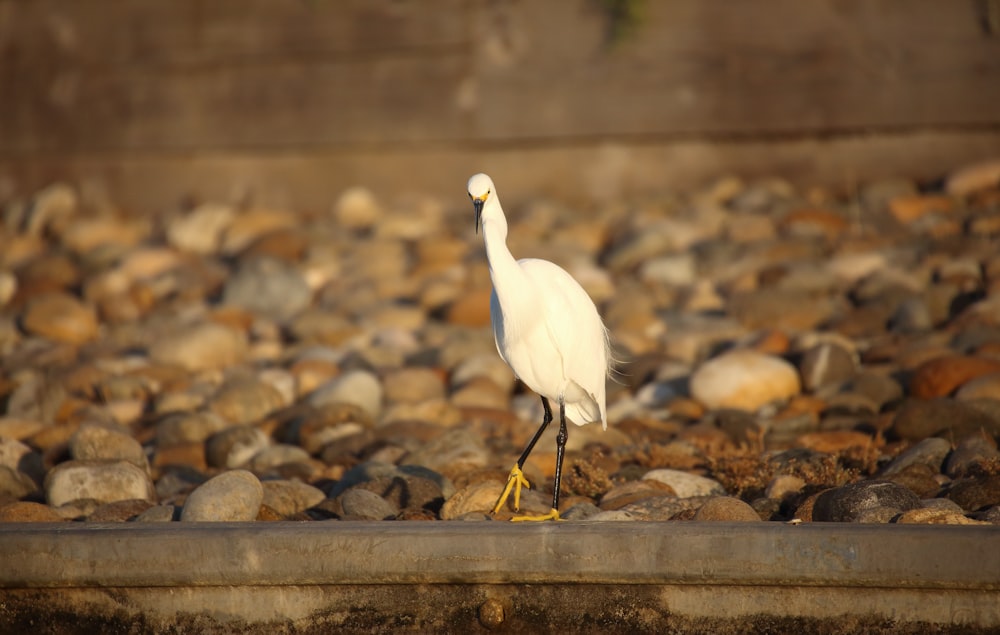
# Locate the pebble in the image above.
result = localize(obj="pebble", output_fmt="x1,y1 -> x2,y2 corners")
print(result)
689,350 -> 801,411
20,292 -> 99,344
44,460 -> 155,507
642,469 -> 726,498
3,168 -> 1000,527
180,470 -> 264,522
148,322 -> 248,372
812,481 -> 922,522
307,370 -> 384,419
692,496 -> 762,521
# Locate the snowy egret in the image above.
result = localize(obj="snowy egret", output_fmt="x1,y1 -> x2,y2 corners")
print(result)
467,173 -> 610,522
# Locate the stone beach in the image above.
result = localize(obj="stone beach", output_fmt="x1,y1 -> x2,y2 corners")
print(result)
2,161 -> 1000,526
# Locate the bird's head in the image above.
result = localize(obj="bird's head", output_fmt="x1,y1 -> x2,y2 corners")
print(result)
467,173 -> 495,234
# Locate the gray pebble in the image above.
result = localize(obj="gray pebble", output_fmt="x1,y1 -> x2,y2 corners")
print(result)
45,460 -> 155,508
180,470 -> 264,522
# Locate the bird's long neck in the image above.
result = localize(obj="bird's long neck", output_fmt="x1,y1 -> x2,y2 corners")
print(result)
481,199 -> 532,310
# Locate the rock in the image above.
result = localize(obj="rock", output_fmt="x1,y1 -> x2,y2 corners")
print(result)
383,367 -> 446,404
887,194 -> 955,224
222,257 -> 313,322
133,505 -> 179,522
45,460 -> 155,507
608,495 -> 711,521
445,289 -> 492,327
87,499 -> 155,522
812,481 -> 922,522
943,435 -> 1000,478
334,186 -> 383,230
338,488 -> 398,520
955,373 -> 1000,402
205,425 -> 272,469
69,425 -> 148,472
209,377 -> 286,425
909,355 -> 1000,399
894,507 -> 983,525
946,159 -> 1000,197
881,437 -> 951,476
401,428 -> 490,476
25,182 -> 78,236
307,370 -> 383,420
440,481 -> 504,520
693,496 -> 762,521
156,412 -> 233,447
166,203 -> 236,254
690,350 -> 801,411
328,462 -> 450,513
881,463 -> 941,499
847,372 -> 904,410
642,469 -> 726,498
0,465 -> 39,499
798,342 -> 857,392
0,437 -> 45,483
764,474 -> 806,501
20,292 -> 99,344
599,480 -> 677,511
246,445 -> 313,473
149,322 -> 248,372
180,470 -> 264,521
0,501 -> 63,522
946,475 -> 1000,512
891,398 -> 1000,441
261,480 -> 326,517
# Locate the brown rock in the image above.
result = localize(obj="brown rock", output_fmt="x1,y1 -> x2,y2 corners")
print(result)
894,508 -> 985,525
693,496 -> 761,522
0,501 -> 64,522
910,355 -> 1000,398
445,288 -> 492,327
887,194 -> 955,224
20,292 -> 99,344
796,430 -> 874,454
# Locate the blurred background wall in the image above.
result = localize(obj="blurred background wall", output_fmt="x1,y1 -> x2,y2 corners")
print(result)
1,0 -> 998,213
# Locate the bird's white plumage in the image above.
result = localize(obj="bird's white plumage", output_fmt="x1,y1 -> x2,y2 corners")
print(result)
468,173 -> 609,430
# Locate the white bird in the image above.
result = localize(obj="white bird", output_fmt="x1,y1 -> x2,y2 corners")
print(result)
467,173 -> 610,522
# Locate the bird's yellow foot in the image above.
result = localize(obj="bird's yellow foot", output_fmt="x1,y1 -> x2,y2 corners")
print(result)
512,507 -> 561,522
492,463 -> 531,514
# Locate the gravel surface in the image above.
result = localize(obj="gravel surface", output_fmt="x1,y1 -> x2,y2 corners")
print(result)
2,160 -> 1000,525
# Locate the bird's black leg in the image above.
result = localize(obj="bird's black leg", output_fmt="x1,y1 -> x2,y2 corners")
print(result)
492,397 -> 554,515
516,396 -> 553,469
550,400 -> 568,513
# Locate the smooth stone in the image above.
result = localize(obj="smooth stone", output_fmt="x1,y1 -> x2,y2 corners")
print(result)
610,495 -> 711,521
690,350 -> 801,411
45,460 -> 155,507
205,425 -> 272,469
133,505 -> 180,522
891,398 -> 1000,441
846,372 -> 904,410
812,481 -> 922,522
881,438 -> 952,476
943,435 -> 1000,478
180,470 -> 264,522
450,353 -> 516,393
0,466 -> 39,499
0,417 -> 47,441
401,428 -> 490,476
895,508 -> 983,525
246,445 -> 313,473
261,480 -> 326,517
642,469 -> 726,498
222,257 -> 313,322
149,322 -> 248,372
854,506 -> 902,524
946,475 -> 1000,512
599,480 -> 677,511
881,463 -> 941,499
87,499 -> 156,522
440,481 -> 505,520
764,474 -> 806,501
338,487 -> 399,520
286,405 -> 372,455
798,342 -> 857,392
334,186 -> 383,230
693,496 -> 762,521
946,159 -> 1000,197
0,437 -> 45,483
307,370 -> 383,419
0,501 -> 64,522
69,425 -> 148,472
166,203 -> 236,254
955,373 -> 1000,401
156,412 -> 233,447
209,377 -> 286,425
382,367 -> 446,404
20,292 -> 99,344
909,355 -> 1000,398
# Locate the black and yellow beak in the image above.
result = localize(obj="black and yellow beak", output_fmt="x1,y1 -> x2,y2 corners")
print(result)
472,195 -> 486,234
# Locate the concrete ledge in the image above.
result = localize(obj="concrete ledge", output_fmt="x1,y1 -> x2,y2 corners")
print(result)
1,522 -> 998,632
